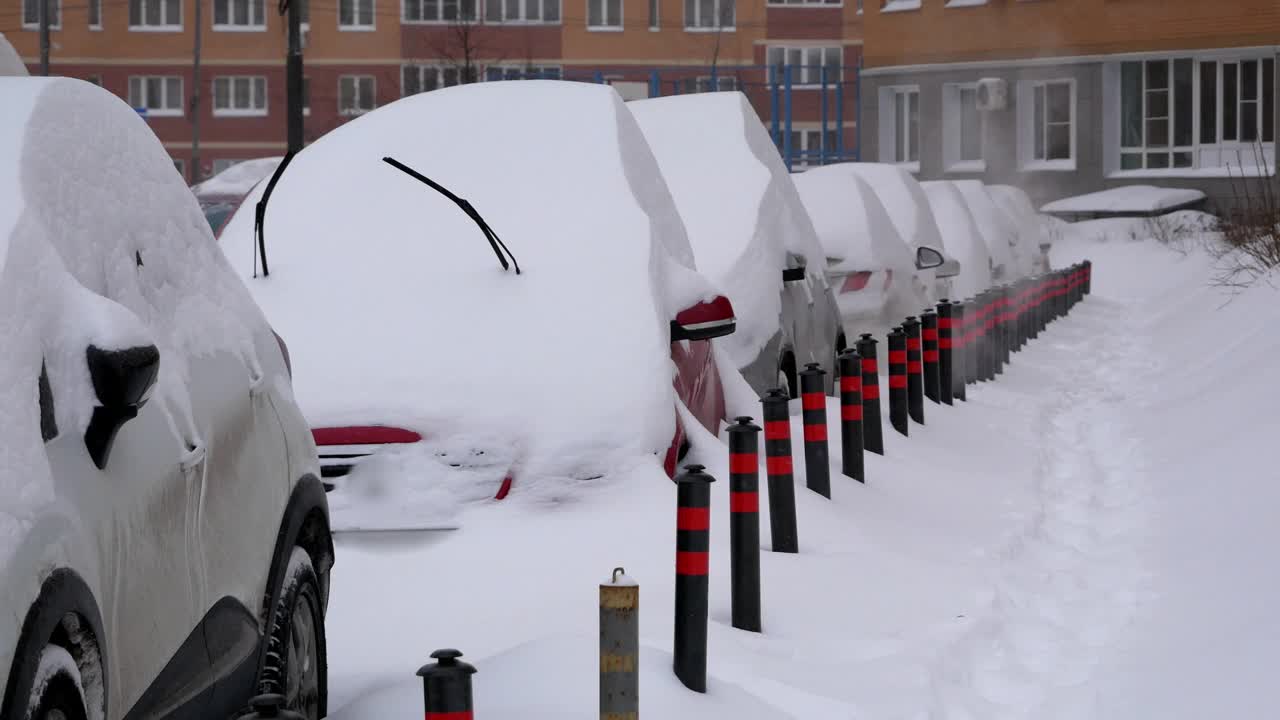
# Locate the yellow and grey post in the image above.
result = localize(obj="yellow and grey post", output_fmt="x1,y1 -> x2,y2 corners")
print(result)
600,567 -> 639,720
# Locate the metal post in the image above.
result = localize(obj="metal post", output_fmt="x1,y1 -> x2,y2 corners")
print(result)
783,65 -> 794,172
417,649 -> 477,720
673,464 -> 714,693
887,327 -> 908,437
855,334 -> 884,455
594,70 -> 605,84
921,309 -> 940,404
1084,259 -> 1092,295
770,65 -> 780,147
835,66 -> 845,161
1000,285 -> 1013,368
39,0 -> 50,76
650,70 -> 661,99
799,363 -> 830,499
727,418 -> 762,633
820,66 -> 829,167
190,0 -> 204,184
761,389 -> 798,554
601,568 -> 639,720
286,0 -> 304,154
903,316 -> 925,424
936,299 -> 954,406
953,301 -> 968,402
837,349 -> 864,483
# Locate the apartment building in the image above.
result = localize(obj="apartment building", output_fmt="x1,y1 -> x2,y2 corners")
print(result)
5,0 -> 863,178
860,0 -> 1279,211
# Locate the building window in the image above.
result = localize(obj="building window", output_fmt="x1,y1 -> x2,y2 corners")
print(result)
129,0 -> 181,28
213,76 -> 267,116
943,83 -> 983,171
680,75 -> 738,93
767,0 -> 839,6
484,65 -> 562,81
784,128 -> 840,168
214,0 -> 266,27
482,0 -> 559,22
1115,56 -> 1274,173
339,0 -> 374,27
89,0 -> 101,27
648,0 -> 657,28
128,76 -> 183,116
339,75 -> 376,114
879,85 -> 919,168
23,0 -> 61,28
766,46 -> 842,86
587,0 -> 622,28
404,0 -> 479,21
684,0 -> 733,29
1019,79 -> 1073,168
402,64 -> 474,95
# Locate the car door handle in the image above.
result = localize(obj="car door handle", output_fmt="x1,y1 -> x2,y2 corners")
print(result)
179,440 -> 207,472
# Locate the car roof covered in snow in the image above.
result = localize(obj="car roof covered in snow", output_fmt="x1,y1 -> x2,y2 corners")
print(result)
920,180 -> 992,300
191,156 -> 283,199
791,167 -> 914,275
951,179 -> 1020,278
628,92 -> 829,368
817,163 -> 946,252
220,81 -> 716,470
0,33 -> 26,78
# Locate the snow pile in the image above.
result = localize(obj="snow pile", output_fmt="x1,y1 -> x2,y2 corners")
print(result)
0,33 -> 26,77
628,92 -> 831,370
191,156 -> 282,198
1041,185 -> 1206,215
220,81 -> 717,498
952,179 -> 1023,279
921,180 -> 993,299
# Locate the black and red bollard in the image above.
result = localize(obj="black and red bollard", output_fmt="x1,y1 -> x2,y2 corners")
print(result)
887,327 -> 908,437
971,291 -> 989,382
673,463 -> 714,693
921,309 -> 940,404
855,333 -> 884,456
953,300 -> 968,402
985,290 -> 1001,379
1084,260 -> 1092,295
799,363 -> 831,499
936,299 -> 954,406
902,316 -> 925,425
236,694 -> 305,720
836,349 -> 864,483
1000,285 -> 1013,367
726,418 -> 762,633
761,389 -> 798,554
418,649 -> 477,720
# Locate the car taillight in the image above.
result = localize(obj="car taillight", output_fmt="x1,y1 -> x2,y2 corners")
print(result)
841,271 -> 872,293
312,425 -> 423,488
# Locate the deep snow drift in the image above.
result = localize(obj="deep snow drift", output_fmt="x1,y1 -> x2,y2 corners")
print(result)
324,214 -> 1280,718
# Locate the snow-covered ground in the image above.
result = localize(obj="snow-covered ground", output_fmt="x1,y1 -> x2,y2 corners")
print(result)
322,215 -> 1280,718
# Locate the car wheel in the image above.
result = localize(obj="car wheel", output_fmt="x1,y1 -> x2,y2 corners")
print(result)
26,646 -> 88,720
262,547 -> 327,720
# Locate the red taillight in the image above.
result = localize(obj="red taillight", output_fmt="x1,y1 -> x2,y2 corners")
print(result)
312,425 -> 423,446
841,271 -> 873,293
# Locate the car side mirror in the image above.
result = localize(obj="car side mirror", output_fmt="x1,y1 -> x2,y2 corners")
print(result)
936,258 -> 962,279
915,246 -> 945,270
84,344 -> 160,469
671,295 -> 736,342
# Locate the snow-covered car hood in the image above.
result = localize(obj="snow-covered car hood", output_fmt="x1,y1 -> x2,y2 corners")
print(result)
920,180 -> 993,300
220,81 -> 718,476
628,92 -> 830,370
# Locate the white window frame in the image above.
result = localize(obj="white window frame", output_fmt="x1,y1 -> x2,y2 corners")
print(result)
766,45 -> 842,88
339,75 -> 377,115
484,64 -> 563,81
129,0 -> 183,30
765,0 -> 840,7
128,75 -> 184,116
340,0 -> 375,29
683,0 -> 734,31
482,0 -> 560,23
22,0 -> 62,29
402,0 -> 480,22
213,0 -> 268,30
586,0 -> 622,30
942,82 -> 984,172
878,84 -> 920,171
212,76 -> 268,117
785,126 -> 841,169
1018,78 -> 1076,171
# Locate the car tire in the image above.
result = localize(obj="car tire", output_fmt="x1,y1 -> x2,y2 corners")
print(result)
261,547 -> 327,720
26,646 -> 88,720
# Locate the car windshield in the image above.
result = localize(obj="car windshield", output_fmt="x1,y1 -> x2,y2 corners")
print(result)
201,202 -> 236,234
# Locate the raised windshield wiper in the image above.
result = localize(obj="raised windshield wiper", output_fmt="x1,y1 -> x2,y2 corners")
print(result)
382,156 -> 521,275
253,150 -> 298,278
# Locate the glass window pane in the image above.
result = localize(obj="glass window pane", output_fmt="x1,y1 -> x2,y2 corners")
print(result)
1242,100 -> 1258,142
24,0 -> 36,25
164,0 -> 178,22
698,0 -> 713,26
720,0 -> 733,26
405,0 -> 419,20
340,0 -> 352,23
908,91 -> 919,162
894,92 -> 905,162
683,0 -> 693,27
254,77 -> 266,108
1174,58 -> 1193,147
146,0 -> 160,25
166,78 -> 180,108
960,87 -> 980,161
589,0 -> 601,24
607,0 -> 619,23
1034,86 -> 1045,160
423,68 -> 439,91
253,0 -> 265,24
402,66 -> 418,95
1047,82 -> 1071,124
1224,63 -> 1238,141
129,77 -> 142,106
233,0 -> 247,23
129,0 -> 140,24
90,0 -> 100,24
215,0 -> 228,23
505,0 -> 517,18
359,78 -> 374,108
146,77 -> 162,107
1264,58 -> 1275,143
233,77 -> 248,108
1173,151 -> 1193,168
1148,90 -> 1168,120
766,47 -> 782,69
1146,152 -> 1170,169
1242,60 -> 1258,101
1121,62 -> 1142,147
1047,124 -> 1070,160
545,0 -> 558,19
360,0 -> 373,23
1146,117 -> 1169,147
1145,59 -> 1168,91
1200,61 -> 1217,144
1120,152 -> 1143,170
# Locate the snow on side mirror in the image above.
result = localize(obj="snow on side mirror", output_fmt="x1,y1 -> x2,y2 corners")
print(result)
915,246 -> 946,270
936,258 -> 962,279
84,344 -> 160,469
671,295 -> 736,342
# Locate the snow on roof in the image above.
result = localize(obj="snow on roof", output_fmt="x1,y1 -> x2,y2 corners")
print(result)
951,179 -> 1020,278
628,92 -> 829,369
191,156 -> 283,199
812,163 -> 946,252
920,180 -> 992,300
791,167 -> 914,275
0,33 -> 26,77
1040,185 -> 1207,215
220,81 -> 714,475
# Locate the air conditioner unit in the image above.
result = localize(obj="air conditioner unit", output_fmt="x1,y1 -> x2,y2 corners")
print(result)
976,77 -> 1008,112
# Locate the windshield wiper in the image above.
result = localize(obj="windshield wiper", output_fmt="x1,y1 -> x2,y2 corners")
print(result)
382,156 -> 521,275
253,150 -> 298,278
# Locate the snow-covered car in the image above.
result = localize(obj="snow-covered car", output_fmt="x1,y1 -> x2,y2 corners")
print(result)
920,180 -> 994,300
0,32 -> 27,77
217,81 -> 737,528
0,78 -> 332,720
192,156 -> 283,237
629,93 -> 842,398
988,184 -> 1053,275
792,167 -> 955,337
952,179 -> 1026,281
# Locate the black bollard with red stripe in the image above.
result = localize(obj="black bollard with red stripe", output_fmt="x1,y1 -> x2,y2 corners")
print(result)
936,299 -> 954,406
418,649 -> 477,720
761,389 -> 798,554
1000,285 -> 1013,367
673,463 -> 714,693
887,327 -> 908,437
855,333 -> 884,456
921,309 -> 940,404
1084,260 -> 1092,295
799,363 -> 830,499
972,291 -> 989,382
986,290 -> 1001,380
903,316 -> 925,425
837,349 -> 864,483
953,300 -> 968,401
726,417 -> 762,633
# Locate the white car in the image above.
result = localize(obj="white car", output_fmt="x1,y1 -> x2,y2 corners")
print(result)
988,184 -> 1053,275
951,179 -> 1026,281
0,32 -> 26,77
920,180 -> 995,301
1,78 -> 332,720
